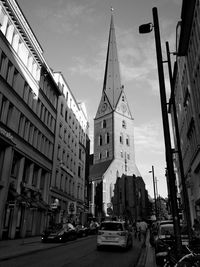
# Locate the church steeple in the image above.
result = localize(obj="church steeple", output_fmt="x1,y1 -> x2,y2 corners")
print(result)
103,8 -> 122,109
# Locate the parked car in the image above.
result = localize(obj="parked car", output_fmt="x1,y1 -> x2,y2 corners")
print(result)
41,223 -> 77,243
89,221 -> 99,235
150,220 -> 173,247
155,223 -> 189,266
75,224 -> 89,237
96,220 -> 132,251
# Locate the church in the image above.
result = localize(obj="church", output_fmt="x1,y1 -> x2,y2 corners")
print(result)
89,10 -> 141,219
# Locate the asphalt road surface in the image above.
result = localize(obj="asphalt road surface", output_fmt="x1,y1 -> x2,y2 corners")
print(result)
0,235 -> 142,267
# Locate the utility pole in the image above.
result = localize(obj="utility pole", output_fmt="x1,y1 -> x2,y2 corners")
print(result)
139,7 -> 182,255
149,166 -> 158,220
152,7 -> 182,254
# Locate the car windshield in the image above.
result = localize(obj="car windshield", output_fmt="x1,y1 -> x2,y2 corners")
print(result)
99,222 -> 123,231
160,225 -> 174,236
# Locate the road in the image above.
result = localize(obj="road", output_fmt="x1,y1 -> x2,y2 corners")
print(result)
0,235 -> 142,267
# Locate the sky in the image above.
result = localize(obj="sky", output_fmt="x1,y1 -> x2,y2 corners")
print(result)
17,0 -> 183,199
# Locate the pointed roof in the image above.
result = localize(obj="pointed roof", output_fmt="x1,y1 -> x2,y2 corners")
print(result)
103,9 -> 122,109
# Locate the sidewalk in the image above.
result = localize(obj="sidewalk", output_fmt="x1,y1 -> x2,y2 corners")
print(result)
136,230 -> 156,267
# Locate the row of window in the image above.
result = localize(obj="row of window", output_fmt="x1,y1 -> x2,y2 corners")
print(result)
0,49 -> 57,133
0,6 -> 41,82
0,93 -> 53,159
60,103 -> 86,146
100,119 -> 127,129
97,150 -> 130,160
18,113 -> 53,159
54,171 -> 83,200
10,152 -> 47,195
98,133 -> 130,146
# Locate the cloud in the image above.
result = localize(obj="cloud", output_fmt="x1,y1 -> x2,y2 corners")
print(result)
134,121 -> 165,154
69,56 -> 104,81
34,0 -> 95,34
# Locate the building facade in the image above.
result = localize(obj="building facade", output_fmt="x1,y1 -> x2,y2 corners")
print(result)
170,0 -> 200,223
50,72 -> 89,225
0,0 -> 61,239
89,12 -> 141,219
112,174 -> 147,222
0,0 -> 90,239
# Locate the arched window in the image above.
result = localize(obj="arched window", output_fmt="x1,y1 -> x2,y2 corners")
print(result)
126,135 -> 130,146
99,135 -> 102,146
106,150 -> 109,158
102,119 -> 106,128
106,132 -> 110,144
120,133 -> 123,144
122,120 -> 126,129
65,110 -> 68,122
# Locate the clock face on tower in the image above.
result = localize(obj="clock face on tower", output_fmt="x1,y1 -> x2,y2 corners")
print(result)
121,103 -> 127,113
101,103 -> 107,112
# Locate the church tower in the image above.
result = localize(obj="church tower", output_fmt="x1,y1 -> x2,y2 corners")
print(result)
90,10 -> 140,217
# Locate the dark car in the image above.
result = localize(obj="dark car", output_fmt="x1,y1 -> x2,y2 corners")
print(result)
150,220 -> 173,247
41,223 -> 77,243
75,224 -> 89,237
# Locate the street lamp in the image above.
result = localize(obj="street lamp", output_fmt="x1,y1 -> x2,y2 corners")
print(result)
139,7 -> 182,255
149,166 -> 158,220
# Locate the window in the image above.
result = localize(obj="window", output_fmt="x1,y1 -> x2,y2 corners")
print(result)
99,135 -> 102,146
0,52 -> 6,75
60,103 -> 63,116
12,68 -> 18,88
99,153 -> 102,159
106,150 -> 109,158
126,136 -> 130,146
59,123 -> 62,137
120,133 -> 123,144
121,151 -> 123,158
57,145 -> 61,160
106,132 -> 110,144
65,110 -> 68,122
122,120 -> 126,129
78,166 -> 81,177
6,61 -> 12,82
102,119 -> 106,128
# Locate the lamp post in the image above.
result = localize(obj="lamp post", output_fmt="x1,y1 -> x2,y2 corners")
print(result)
139,7 -> 182,254
166,41 -> 192,242
149,166 -> 158,220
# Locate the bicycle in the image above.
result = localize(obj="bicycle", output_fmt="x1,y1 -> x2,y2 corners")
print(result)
163,245 -> 200,267
174,245 -> 200,267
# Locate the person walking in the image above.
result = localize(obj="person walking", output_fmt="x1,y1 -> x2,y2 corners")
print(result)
139,220 -> 148,247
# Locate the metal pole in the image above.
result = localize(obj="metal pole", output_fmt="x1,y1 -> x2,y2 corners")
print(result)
152,7 -> 182,254
151,166 -> 158,220
166,41 -> 192,242
155,177 -> 159,219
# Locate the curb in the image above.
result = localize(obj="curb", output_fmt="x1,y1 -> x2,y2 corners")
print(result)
0,235 -> 95,262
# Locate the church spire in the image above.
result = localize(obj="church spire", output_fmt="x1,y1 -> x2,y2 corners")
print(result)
103,8 -> 122,109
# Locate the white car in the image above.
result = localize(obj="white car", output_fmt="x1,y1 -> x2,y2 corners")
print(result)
97,221 -> 132,250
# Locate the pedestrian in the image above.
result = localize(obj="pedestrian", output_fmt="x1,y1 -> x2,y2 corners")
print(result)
139,220 -> 148,247
136,220 -> 141,241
